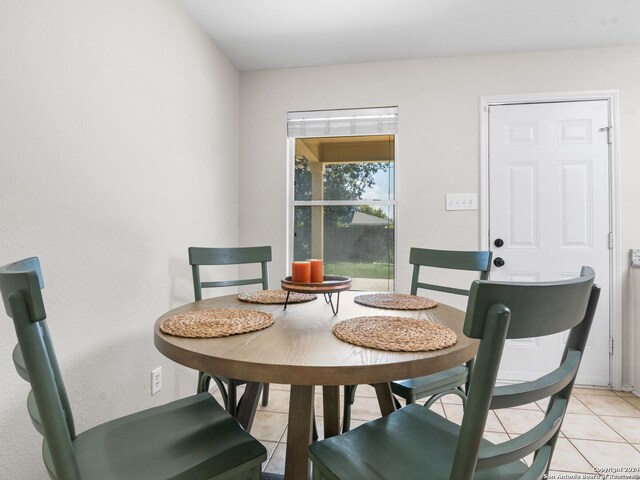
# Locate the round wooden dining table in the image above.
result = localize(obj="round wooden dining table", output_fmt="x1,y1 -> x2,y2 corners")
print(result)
154,291 -> 477,480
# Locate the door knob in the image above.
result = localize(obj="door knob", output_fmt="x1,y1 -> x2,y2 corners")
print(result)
493,257 -> 505,267
494,238 -> 504,248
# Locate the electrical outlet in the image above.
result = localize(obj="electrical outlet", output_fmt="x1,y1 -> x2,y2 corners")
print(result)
151,367 -> 162,395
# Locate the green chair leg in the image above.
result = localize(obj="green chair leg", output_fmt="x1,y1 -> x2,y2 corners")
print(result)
424,386 -> 467,409
342,385 -> 358,433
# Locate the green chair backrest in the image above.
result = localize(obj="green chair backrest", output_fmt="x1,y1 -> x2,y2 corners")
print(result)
409,248 -> 492,297
0,257 -> 81,480
450,267 -> 599,479
188,246 -> 272,301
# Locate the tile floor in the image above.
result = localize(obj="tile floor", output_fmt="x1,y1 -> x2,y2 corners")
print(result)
212,384 -> 640,478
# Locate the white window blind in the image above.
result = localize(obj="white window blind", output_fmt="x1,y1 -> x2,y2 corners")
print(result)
287,106 -> 398,138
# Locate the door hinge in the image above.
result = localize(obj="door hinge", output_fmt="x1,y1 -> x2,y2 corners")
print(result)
599,126 -> 613,144
608,232 -> 614,249
609,337 -> 614,355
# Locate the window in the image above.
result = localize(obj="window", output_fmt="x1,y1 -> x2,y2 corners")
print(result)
287,108 -> 397,291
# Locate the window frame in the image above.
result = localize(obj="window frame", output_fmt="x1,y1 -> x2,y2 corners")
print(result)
285,134 -> 398,291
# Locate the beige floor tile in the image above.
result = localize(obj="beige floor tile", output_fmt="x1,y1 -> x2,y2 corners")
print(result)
348,419 -> 369,430
314,416 -> 325,440
508,401 -> 543,412
443,404 -> 506,433
350,395 -> 384,421
623,396 -> 640,410
536,396 -> 592,414
251,411 -> 289,442
428,402 -> 446,418
257,389 -> 290,414
441,403 -> 462,424
242,385 -> 640,478
566,396 -> 593,415
268,383 -> 291,392
535,397 -> 549,410
353,384 -> 378,398
614,390 -> 637,398
483,431 -> 510,444
560,413 -> 624,442
264,443 -> 287,475
549,438 -> 595,473
575,394 -> 640,417
494,408 -> 544,435
314,392 -> 346,418
599,416 -> 640,443
314,393 -> 326,417
260,441 -> 278,466
571,439 -> 640,469
573,387 -> 616,396
440,394 -> 464,405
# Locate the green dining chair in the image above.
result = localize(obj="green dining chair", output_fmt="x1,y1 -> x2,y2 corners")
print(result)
1,257 -> 267,480
189,246 -> 271,415
342,248 -> 492,432
310,267 -> 599,480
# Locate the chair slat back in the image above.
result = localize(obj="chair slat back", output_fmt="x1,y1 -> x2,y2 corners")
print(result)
0,256 -> 46,321
464,267 -> 596,339
409,248 -> 492,296
449,267 -> 599,479
1,258 -> 81,480
28,389 -> 44,435
188,247 -> 271,301
13,344 -> 29,381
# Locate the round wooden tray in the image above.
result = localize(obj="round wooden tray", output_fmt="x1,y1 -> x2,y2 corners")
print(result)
281,275 -> 352,294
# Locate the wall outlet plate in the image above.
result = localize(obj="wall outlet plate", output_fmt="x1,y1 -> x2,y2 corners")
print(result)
151,367 -> 162,395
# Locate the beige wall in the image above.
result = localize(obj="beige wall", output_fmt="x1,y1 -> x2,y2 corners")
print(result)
0,1 -> 240,477
239,46 -> 640,387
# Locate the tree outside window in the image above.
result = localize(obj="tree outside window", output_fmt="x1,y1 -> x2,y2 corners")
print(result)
293,135 -> 395,291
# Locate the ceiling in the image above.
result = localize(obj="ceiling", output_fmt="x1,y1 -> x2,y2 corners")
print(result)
179,0 -> 640,72
296,135 -> 394,164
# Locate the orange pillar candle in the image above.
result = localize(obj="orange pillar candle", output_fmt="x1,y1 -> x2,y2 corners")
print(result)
310,259 -> 324,283
291,261 -> 311,283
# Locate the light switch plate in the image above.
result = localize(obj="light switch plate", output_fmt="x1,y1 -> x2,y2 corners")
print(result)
445,193 -> 477,211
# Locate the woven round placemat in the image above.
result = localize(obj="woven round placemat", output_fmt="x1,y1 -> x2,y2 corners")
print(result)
160,308 -> 273,338
354,293 -> 437,310
332,316 -> 456,352
238,289 -> 317,304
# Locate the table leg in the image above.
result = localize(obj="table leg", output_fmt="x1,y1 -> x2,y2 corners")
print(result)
236,381 -> 263,432
372,382 -> 397,416
285,385 -> 315,480
322,386 -> 340,438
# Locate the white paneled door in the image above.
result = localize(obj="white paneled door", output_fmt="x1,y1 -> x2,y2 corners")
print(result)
488,100 -> 610,386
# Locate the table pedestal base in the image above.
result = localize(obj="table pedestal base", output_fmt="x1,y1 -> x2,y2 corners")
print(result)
280,383 -> 396,479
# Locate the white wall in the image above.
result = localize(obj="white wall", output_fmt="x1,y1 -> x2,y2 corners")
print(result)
0,1 -> 239,477
239,46 -> 640,387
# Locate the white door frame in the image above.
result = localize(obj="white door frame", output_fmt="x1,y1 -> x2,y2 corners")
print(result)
479,91 -> 622,389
